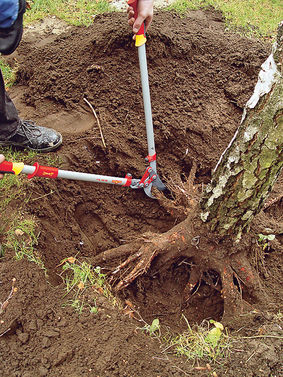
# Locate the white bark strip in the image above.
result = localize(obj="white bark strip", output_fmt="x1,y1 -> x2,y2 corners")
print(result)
200,22 -> 283,239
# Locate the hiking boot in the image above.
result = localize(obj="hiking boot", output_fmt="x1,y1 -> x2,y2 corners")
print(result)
0,120 -> 62,152
0,0 -> 26,55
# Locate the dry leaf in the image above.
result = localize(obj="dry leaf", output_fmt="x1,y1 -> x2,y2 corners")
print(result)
56,257 -> 76,268
78,281 -> 85,290
15,229 -> 24,236
67,257 -> 76,264
125,299 -> 134,308
95,287 -> 104,295
123,308 -> 134,318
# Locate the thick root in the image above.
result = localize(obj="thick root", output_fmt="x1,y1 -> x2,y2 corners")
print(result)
114,245 -> 159,291
92,214 -> 265,323
156,161 -> 201,218
91,239 -> 145,266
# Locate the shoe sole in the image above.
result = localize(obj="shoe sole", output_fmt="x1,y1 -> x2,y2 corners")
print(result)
0,134 -> 63,152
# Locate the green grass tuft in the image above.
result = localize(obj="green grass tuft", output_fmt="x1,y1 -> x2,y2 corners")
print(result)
59,258 -> 118,313
25,0 -> 113,26
167,0 -> 283,39
0,148 -> 59,264
165,316 -> 231,362
0,59 -> 16,87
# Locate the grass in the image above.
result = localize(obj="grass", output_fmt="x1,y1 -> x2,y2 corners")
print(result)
25,0 -> 113,26
59,257 -> 119,314
163,316 -> 231,362
0,60 -> 16,88
0,148 -> 33,214
0,148 -> 45,269
11,219 -> 46,272
167,0 -> 283,39
136,314 -> 231,366
0,147 -> 59,268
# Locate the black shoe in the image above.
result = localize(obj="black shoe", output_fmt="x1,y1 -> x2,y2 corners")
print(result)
0,0 -> 26,55
0,120 -> 63,152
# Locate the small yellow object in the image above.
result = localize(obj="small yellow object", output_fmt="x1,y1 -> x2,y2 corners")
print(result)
15,229 -> 24,236
78,281 -> 85,290
66,256 -> 76,264
135,34 -> 146,47
12,162 -> 24,175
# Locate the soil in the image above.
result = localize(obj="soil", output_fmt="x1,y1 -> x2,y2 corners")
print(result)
1,9 -> 283,377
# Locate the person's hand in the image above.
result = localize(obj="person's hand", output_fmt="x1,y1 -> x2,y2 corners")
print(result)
0,154 -> 5,179
127,0 -> 153,38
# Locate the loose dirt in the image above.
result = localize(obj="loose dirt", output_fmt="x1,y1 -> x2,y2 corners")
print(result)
0,9 -> 282,377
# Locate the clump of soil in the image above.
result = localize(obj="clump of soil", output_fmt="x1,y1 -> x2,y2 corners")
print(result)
0,9 -> 282,377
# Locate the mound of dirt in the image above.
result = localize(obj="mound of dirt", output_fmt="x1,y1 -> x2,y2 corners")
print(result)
1,9 -> 282,377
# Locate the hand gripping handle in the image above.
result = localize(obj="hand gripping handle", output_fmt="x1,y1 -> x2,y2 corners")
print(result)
128,0 -> 147,46
0,161 -> 24,175
0,161 -> 58,178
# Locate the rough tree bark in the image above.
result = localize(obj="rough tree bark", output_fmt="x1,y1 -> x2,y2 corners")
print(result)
92,23 -> 283,321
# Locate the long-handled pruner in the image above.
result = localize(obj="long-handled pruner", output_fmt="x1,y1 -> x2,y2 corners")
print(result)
0,160 -> 161,196
128,0 -> 166,198
0,2 -> 166,198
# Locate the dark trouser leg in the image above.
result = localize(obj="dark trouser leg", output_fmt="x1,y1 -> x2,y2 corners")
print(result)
0,68 -> 20,140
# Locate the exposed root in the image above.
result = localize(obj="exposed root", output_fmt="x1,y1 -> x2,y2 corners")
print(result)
114,245 -> 159,291
93,212 -> 266,322
99,216 -> 197,290
220,261 -> 245,321
230,253 -> 265,302
231,254 -> 262,291
263,193 -> 283,210
91,239 -> 144,266
156,161 -> 201,218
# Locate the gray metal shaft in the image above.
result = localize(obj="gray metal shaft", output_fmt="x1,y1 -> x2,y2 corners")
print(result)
21,165 -> 137,186
138,43 -> 156,163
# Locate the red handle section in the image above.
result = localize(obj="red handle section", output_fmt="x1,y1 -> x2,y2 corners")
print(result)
128,0 -> 145,36
0,161 -> 14,174
27,162 -> 58,179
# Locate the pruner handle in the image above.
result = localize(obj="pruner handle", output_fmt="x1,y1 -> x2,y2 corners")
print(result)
0,161 -> 16,174
128,0 -> 147,46
0,161 -> 24,176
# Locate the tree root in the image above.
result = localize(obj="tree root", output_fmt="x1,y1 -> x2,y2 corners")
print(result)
156,160 -> 201,219
93,213 -> 265,322
113,245 -> 159,291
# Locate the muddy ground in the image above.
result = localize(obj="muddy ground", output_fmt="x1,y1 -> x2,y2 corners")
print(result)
0,9 -> 282,377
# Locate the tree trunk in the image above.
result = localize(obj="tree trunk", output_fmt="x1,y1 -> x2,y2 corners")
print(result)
92,23 -> 283,322
200,22 -> 283,240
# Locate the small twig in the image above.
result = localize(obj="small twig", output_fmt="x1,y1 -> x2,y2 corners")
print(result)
0,327 -> 11,337
245,350 -> 257,363
31,190 -> 54,202
172,364 -> 191,376
241,335 -> 283,339
83,98 -> 106,149
0,278 -> 17,314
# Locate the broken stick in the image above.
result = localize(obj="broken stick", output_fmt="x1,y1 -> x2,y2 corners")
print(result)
83,97 -> 106,148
